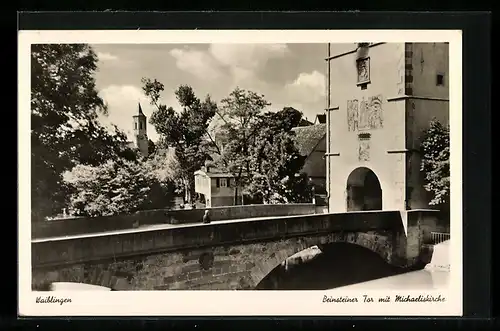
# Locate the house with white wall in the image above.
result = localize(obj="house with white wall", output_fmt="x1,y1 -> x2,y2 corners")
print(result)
194,166 -> 243,208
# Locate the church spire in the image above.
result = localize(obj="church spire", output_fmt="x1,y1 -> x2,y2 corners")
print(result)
138,102 -> 144,115
133,101 -> 148,157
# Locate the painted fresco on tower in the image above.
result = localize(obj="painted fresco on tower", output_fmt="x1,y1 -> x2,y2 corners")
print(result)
357,57 -> 370,84
358,137 -> 370,161
347,99 -> 359,131
347,95 -> 384,131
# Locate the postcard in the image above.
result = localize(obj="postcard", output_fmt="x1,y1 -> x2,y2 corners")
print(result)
19,29 -> 462,316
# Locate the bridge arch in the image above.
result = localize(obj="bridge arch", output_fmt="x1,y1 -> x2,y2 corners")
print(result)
246,231 -> 394,289
32,230 -> 396,291
346,166 -> 382,211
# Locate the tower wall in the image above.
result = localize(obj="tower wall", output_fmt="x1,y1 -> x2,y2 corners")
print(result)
132,105 -> 149,157
325,42 -> 450,213
135,134 -> 149,157
404,42 -> 449,209
326,43 -> 407,212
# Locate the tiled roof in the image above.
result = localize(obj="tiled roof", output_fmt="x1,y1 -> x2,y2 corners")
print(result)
291,124 -> 326,156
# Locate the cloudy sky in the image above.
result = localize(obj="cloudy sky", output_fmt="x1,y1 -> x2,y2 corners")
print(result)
92,43 -> 354,142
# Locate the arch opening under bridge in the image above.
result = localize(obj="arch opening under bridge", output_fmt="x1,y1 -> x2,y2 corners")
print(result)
255,242 -> 410,290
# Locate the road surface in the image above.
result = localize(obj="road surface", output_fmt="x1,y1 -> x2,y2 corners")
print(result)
32,214 -> 309,243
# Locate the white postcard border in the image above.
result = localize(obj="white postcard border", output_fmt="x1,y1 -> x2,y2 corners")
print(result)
18,29 -> 463,316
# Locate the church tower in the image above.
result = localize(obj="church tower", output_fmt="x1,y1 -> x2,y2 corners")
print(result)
133,103 -> 149,157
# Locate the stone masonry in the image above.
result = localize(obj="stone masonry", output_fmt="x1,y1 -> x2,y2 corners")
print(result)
32,210 -> 442,290
33,231 -> 395,291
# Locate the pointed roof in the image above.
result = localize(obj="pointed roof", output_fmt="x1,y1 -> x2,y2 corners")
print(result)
134,102 -> 146,117
314,114 -> 326,124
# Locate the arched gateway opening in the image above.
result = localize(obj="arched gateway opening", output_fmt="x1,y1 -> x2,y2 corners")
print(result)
346,167 -> 382,211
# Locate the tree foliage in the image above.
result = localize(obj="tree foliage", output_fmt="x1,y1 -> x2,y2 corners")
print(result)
146,147 -> 184,196
247,108 -> 313,204
420,118 -> 450,207
214,88 -> 313,204
213,88 -> 271,203
63,146 -> 179,217
142,79 -> 217,203
31,44 -> 137,221
248,131 -> 312,204
62,159 -> 174,217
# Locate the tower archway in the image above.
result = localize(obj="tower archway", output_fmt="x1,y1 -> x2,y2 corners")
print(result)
346,167 -> 382,211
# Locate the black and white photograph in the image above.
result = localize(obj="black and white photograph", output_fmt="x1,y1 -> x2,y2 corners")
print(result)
19,29 -> 462,316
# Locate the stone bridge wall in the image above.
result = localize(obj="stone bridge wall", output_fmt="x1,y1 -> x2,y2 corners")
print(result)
32,231 -> 394,291
32,203 -> 317,239
32,210 -> 443,291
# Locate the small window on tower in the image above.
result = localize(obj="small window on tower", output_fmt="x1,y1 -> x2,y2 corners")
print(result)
436,73 -> 445,86
134,122 -> 137,130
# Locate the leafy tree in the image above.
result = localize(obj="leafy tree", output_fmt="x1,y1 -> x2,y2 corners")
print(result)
268,107 -> 304,131
146,147 -> 181,182
63,146 -> 180,217
146,147 -> 184,196
142,79 -> 217,204
214,88 -> 271,204
420,118 -> 450,207
63,159 -> 158,216
214,92 -> 313,204
247,108 -> 313,204
31,44 -> 137,221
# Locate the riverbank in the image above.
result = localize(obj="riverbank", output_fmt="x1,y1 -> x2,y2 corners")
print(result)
424,240 -> 450,271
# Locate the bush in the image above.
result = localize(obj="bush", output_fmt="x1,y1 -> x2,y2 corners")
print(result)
420,118 -> 450,207
62,159 -> 173,217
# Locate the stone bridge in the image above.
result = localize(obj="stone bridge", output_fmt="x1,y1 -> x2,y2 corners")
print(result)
32,210 -> 444,291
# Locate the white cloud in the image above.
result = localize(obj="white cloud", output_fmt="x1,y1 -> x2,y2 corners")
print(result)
166,44 -> 326,121
98,84 -> 180,143
209,43 -> 289,70
97,52 -> 119,62
231,67 -> 254,82
169,48 -> 224,81
169,44 -> 290,84
284,70 -> 326,103
258,70 -> 327,119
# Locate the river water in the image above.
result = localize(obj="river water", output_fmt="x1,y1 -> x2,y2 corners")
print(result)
256,243 -> 449,291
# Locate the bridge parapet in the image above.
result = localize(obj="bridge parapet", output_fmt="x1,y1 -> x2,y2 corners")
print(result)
32,211 -> 402,268
32,203 -> 318,239
32,210 -> 448,290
